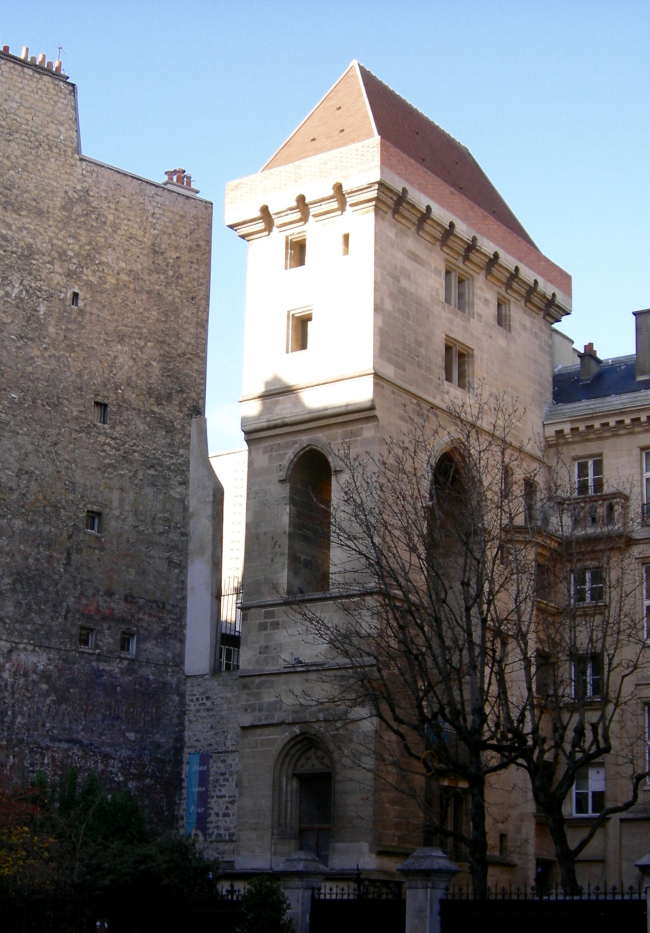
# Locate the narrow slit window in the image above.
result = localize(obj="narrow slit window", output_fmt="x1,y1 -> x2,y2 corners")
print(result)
120,632 -> 136,656
71,291 -> 79,307
85,510 -> 102,534
286,235 -> 307,269
342,233 -> 349,256
93,401 -> 108,425
497,298 -> 511,331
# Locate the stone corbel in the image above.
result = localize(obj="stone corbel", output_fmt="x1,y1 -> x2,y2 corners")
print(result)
345,181 -> 394,214
273,195 -> 309,231
440,221 -> 466,260
416,205 -> 447,245
308,183 -> 347,222
228,204 -> 274,241
391,187 -> 420,228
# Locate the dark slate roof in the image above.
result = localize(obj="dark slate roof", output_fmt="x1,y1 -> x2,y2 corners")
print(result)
552,355 -> 645,405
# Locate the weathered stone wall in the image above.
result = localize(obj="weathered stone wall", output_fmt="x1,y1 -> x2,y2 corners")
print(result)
0,50 -> 212,827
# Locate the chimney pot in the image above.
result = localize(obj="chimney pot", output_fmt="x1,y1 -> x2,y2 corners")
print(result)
185,175 -> 192,187
21,46 -> 28,60
2,45 -> 9,53
38,53 -> 46,66
54,60 -> 62,73
46,61 -> 53,70
584,342 -> 594,354
29,56 -> 36,64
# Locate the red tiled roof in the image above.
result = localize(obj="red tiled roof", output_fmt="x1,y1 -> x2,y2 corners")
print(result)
262,62 -> 571,297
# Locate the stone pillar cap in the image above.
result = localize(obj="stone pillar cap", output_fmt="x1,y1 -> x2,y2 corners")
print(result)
398,846 -> 459,875
635,852 -> 650,874
276,851 -> 329,874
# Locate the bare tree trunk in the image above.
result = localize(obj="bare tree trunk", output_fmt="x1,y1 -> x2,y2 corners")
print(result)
468,769 -> 489,897
543,803 -> 579,893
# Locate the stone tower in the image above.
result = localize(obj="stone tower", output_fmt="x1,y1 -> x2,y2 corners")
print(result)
191,61 -> 571,873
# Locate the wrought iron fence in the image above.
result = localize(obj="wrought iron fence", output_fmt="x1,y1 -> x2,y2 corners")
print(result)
444,882 -> 645,900
315,875 -> 404,900
219,576 -> 242,671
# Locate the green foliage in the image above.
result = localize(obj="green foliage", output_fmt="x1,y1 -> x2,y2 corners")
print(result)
238,875 -> 294,933
1,767 -> 218,895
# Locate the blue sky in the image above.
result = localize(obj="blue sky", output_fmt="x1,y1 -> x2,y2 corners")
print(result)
4,1 -> 649,452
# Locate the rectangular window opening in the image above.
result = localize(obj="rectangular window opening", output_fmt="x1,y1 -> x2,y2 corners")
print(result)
572,654 -> 603,700
286,234 -> 307,269
342,233 -> 349,256
93,401 -> 108,425
497,298 -> 511,331
573,763 -> 605,816
78,626 -> 95,650
644,567 -> 650,640
289,310 -> 312,353
70,291 -> 79,307
444,267 -> 473,315
444,339 -> 472,390
85,510 -> 102,534
642,451 -> 650,523
573,568 -> 604,604
120,632 -> 136,656
576,456 -> 603,496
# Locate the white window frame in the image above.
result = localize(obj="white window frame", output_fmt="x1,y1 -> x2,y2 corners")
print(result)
572,568 -> 604,604
573,763 -> 605,816
572,654 -> 603,700
575,456 -> 603,496
444,267 -> 473,316
120,631 -> 136,657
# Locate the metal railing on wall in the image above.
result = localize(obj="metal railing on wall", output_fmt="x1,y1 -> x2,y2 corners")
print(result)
219,577 -> 242,672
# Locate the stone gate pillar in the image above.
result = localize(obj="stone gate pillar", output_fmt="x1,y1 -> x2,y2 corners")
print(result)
275,850 -> 328,933
635,852 -> 650,933
398,847 -> 459,933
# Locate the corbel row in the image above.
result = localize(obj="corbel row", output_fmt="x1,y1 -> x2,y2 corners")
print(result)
229,179 -> 568,322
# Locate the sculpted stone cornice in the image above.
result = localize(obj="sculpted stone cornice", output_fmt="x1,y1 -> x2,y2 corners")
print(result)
227,177 -> 569,322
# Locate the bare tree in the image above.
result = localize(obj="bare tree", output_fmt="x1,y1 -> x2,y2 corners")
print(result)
288,391 -> 649,894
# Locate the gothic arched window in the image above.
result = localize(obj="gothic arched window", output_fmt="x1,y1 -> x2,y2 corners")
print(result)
287,448 -> 331,594
273,735 -> 333,865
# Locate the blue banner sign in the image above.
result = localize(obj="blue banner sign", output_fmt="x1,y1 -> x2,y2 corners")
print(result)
185,751 -> 210,838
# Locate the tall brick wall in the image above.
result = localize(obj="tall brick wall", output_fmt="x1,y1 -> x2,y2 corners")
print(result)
0,50 -> 212,827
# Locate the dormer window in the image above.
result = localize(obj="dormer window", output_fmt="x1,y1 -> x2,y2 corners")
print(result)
286,234 -> 306,269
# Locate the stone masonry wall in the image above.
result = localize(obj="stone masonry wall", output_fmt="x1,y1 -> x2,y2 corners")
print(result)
0,51 -> 212,827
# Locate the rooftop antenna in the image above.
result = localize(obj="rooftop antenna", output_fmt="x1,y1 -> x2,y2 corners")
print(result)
55,42 -> 65,59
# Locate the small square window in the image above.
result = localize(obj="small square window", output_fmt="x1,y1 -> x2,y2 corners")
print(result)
342,233 -> 349,256
444,339 -> 472,390
286,234 -> 306,269
78,627 -> 95,650
497,298 -> 511,331
120,632 -> 136,656
444,268 -> 473,315
289,310 -> 312,353
71,291 -> 79,307
85,510 -> 102,534
93,401 -> 108,425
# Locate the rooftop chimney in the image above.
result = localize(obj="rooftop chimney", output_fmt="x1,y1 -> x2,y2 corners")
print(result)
578,342 -> 601,383
634,309 -> 650,380
162,168 -> 199,196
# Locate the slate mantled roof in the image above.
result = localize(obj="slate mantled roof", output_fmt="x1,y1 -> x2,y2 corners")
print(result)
552,355 -> 645,405
262,62 -> 571,298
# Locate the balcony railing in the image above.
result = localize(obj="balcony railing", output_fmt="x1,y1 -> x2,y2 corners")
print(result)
568,491 -> 627,536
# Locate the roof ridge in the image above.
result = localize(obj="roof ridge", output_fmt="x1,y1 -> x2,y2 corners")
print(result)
357,63 -> 471,156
